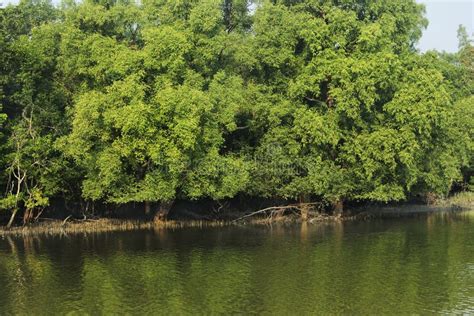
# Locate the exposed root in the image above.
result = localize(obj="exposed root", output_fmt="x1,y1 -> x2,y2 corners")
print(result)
62,215 -> 73,226
232,202 -> 324,223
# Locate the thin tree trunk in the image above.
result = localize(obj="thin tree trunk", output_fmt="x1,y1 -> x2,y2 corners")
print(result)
333,199 -> 344,217
299,194 -> 310,221
144,201 -> 151,215
7,169 -> 25,228
23,208 -> 33,225
7,208 -> 18,228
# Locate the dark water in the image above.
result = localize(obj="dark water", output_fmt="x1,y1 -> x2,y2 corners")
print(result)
0,211 -> 473,315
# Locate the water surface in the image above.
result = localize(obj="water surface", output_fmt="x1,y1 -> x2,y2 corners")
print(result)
0,211 -> 473,314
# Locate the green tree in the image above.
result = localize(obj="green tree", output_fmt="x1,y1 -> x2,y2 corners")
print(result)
235,1 -> 461,212
59,0 -> 252,217
0,1 -> 72,226
457,25 -> 472,50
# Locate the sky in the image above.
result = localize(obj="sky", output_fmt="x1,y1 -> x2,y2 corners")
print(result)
417,0 -> 474,53
0,0 -> 473,53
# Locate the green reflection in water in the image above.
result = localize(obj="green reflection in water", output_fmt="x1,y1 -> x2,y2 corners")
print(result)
0,211 -> 473,315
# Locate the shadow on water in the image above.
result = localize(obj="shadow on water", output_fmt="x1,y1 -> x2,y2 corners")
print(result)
0,210 -> 473,314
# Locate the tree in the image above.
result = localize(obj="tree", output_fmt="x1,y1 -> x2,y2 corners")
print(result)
457,25 -> 472,50
0,1 -> 71,226
234,0 -> 460,213
423,25 -> 474,192
60,0 -> 252,218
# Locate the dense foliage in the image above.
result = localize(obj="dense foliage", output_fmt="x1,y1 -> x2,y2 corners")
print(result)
1,0 -> 473,225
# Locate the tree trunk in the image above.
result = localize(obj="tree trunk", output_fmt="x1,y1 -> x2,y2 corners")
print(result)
333,199 -> 344,217
23,208 -> 34,226
300,206 -> 309,221
8,169 -> 24,228
424,192 -> 438,205
154,200 -> 174,222
144,201 -> 151,215
299,194 -> 310,221
7,208 -> 19,228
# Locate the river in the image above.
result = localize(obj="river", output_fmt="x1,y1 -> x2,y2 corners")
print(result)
0,210 -> 473,314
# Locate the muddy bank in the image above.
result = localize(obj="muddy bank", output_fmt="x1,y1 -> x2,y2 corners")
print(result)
1,192 -> 472,236
1,206 -> 472,237
0,212 -> 337,237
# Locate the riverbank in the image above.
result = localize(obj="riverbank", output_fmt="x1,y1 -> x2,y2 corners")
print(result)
434,191 -> 474,210
355,191 -> 474,219
0,213 -> 335,237
1,192 -> 473,237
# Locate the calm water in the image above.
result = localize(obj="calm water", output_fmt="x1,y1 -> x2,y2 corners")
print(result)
0,211 -> 473,315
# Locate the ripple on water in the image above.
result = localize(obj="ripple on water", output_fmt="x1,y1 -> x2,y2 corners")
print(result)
0,215 -> 473,314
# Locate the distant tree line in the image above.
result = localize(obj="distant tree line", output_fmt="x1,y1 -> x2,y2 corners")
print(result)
0,0 -> 473,226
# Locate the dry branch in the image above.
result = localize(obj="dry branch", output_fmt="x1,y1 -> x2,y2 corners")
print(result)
232,202 -> 323,222
62,215 -> 72,226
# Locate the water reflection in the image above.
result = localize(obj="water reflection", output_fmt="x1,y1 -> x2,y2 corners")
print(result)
0,211 -> 473,314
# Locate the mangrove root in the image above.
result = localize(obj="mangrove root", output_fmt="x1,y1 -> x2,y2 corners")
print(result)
232,202 -> 323,223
